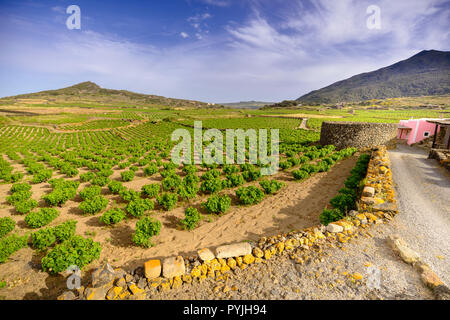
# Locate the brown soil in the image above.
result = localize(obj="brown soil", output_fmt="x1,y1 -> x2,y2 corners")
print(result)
0,156 -> 357,300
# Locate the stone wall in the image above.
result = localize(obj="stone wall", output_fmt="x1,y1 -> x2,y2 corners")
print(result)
320,121 -> 398,150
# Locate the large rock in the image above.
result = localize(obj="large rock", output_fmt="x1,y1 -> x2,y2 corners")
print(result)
421,269 -> 444,289
215,242 -> 252,259
57,291 -> 77,300
198,248 -> 215,262
162,256 -> 186,278
84,286 -> 108,300
373,202 -> 398,212
387,235 -> 420,264
91,263 -> 116,288
144,259 -> 161,279
326,223 -> 343,233
361,197 -> 376,205
362,186 -> 375,197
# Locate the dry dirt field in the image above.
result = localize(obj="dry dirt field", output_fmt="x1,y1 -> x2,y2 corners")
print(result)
0,155 -> 357,299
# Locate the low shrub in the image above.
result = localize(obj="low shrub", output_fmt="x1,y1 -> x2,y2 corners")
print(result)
79,195 -> 108,215
31,169 -> 53,184
235,186 -> 265,205
203,195 -> 231,214
126,198 -> 154,217
79,171 -> 95,182
182,164 -> 197,175
119,189 -> 141,202
200,178 -> 223,194
6,191 -> 32,205
0,217 -> 15,238
223,173 -> 245,188
292,169 -> 309,181
259,179 -> 284,194
157,193 -> 178,211
319,208 -> 344,226
53,220 -> 77,242
41,236 -> 101,274
141,184 -> 160,198
14,199 -> 38,214
177,184 -> 199,200
161,174 -> 183,192
201,169 -> 220,181
10,183 -> 31,194
180,207 -> 201,230
79,185 -> 102,201
90,176 -> 110,187
25,207 -> 59,228
0,234 -> 28,263
43,179 -> 79,206
31,228 -> 56,250
108,180 -> 126,194
42,188 -> 77,206
132,217 -> 161,248
121,170 -> 135,182
222,164 -> 239,175
242,168 -> 261,182
330,194 -> 356,213
100,208 -> 126,225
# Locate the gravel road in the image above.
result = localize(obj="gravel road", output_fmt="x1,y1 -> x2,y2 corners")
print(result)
388,144 -> 450,285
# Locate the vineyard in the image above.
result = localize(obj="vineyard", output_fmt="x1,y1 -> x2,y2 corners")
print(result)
0,102 -> 447,299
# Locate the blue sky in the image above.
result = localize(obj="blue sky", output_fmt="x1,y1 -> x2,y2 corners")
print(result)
0,0 -> 449,103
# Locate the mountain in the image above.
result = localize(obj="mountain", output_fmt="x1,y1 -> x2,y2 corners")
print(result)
220,101 -> 275,109
296,50 -> 450,104
1,81 -> 209,108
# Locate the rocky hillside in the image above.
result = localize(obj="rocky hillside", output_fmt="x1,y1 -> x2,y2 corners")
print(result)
297,50 -> 450,104
1,81 -> 209,108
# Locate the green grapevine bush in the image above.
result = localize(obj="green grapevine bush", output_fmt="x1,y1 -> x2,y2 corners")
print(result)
203,195 -> 231,214
0,234 -> 28,263
141,184 -> 160,198
41,236 -> 101,274
79,185 -> 102,200
180,207 -> 201,230
100,208 -> 126,225
235,186 -> 265,205
132,217 -> 161,248
259,179 -> 284,194
25,207 -> 59,228
157,193 -> 178,211
126,198 -> 154,217
79,195 -> 108,215
0,217 -> 15,238
292,169 -> 309,181
108,180 -> 126,194
144,163 -> 158,176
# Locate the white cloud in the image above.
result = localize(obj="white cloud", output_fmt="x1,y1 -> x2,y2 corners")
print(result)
51,6 -> 65,14
180,32 -> 189,38
198,0 -> 231,7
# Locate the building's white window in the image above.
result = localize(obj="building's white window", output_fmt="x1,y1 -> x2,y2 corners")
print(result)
423,131 -> 430,137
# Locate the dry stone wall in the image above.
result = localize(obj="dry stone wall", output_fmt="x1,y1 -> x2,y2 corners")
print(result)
320,121 -> 398,150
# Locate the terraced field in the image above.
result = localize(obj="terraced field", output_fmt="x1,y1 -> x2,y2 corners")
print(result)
0,103 -> 448,299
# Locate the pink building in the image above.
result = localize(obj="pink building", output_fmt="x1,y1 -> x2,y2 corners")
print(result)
397,119 -> 440,145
